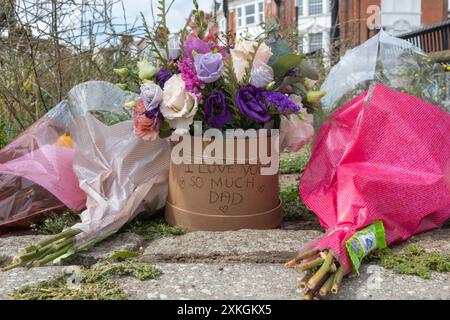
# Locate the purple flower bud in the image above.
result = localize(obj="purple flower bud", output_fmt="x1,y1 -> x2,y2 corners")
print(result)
204,90 -> 231,128
262,91 -> 300,114
155,67 -> 172,88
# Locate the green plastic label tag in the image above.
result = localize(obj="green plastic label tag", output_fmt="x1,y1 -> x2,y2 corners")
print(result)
346,221 -> 387,274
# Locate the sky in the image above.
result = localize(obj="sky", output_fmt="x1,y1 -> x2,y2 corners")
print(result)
112,0 -> 213,33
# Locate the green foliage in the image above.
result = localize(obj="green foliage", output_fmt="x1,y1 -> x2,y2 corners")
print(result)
298,60 -> 319,81
280,146 -> 311,174
125,218 -> 185,241
280,184 -> 314,221
11,261 -> 161,300
371,244 -> 450,279
31,210 -> 81,235
242,41 -> 264,85
90,110 -> 132,126
108,251 -> 140,261
268,40 -> 292,65
271,54 -> 303,79
86,261 -> 162,282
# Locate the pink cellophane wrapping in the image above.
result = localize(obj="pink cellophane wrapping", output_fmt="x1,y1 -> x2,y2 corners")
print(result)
0,103 -> 87,228
300,84 -> 450,273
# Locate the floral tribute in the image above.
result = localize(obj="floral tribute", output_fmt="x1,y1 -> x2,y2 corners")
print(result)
114,0 -> 323,152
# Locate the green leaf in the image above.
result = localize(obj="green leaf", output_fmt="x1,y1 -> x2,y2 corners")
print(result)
299,60 -> 319,80
268,40 -> 291,65
108,251 -> 140,261
291,82 -> 308,96
281,76 -> 304,88
271,54 -> 303,79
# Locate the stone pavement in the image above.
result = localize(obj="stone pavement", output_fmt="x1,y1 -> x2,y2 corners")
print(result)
0,228 -> 449,300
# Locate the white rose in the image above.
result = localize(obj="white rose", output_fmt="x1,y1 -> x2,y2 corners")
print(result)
161,74 -> 198,135
230,40 -> 273,84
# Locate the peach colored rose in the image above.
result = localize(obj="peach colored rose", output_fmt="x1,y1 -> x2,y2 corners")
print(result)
230,40 -> 273,83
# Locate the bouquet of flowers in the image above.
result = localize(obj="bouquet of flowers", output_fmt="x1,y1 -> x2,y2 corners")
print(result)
287,32 -> 450,300
114,0 -> 319,148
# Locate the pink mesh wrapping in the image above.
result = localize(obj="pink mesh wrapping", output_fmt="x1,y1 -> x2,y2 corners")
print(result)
300,84 -> 450,273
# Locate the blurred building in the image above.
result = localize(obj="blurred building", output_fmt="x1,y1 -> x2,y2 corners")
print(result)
215,0 -> 449,54
339,0 -> 449,49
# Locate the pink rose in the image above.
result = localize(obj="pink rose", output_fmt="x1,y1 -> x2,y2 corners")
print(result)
279,95 -> 314,152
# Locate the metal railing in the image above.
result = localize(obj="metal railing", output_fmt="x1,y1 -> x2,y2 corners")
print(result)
399,19 -> 450,53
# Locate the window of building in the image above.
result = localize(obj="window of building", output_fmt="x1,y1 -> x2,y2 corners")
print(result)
298,0 -> 304,17
237,7 -> 242,27
309,0 -> 323,15
245,4 -> 256,25
259,2 -> 264,24
298,34 -> 305,53
309,32 -> 323,52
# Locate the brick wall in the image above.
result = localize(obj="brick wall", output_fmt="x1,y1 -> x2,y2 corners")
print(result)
421,0 -> 449,26
338,0 -> 381,49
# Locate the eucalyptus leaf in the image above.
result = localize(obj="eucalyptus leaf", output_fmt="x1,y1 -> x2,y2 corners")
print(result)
272,54 -> 304,79
281,76 -> 304,88
268,40 -> 292,65
299,60 -> 319,80
292,83 -> 308,96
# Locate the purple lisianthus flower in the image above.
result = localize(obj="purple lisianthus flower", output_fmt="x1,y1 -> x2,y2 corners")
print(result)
261,91 -> 300,114
184,38 -> 210,58
140,82 -> 163,117
194,53 -> 224,83
236,86 -> 270,123
155,67 -> 172,88
204,90 -> 231,128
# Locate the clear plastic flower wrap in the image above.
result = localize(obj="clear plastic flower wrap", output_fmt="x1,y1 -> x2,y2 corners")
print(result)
67,81 -> 170,244
1,82 -> 171,269
321,30 -> 450,113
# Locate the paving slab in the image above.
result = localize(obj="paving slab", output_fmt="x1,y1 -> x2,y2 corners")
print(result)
119,263 -> 450,300
0,266 -> 68,300
141,229 -> 323,264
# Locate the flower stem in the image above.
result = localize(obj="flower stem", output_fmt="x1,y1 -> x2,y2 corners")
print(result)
331,266 -> 344,294
33,244 -> 73,267
299,273 -> 311,289
285,248 -> 321,268
298,257 -> 324,271
307,251 -> 334,289
319,272 -> 336,296
35,229 -> 80,249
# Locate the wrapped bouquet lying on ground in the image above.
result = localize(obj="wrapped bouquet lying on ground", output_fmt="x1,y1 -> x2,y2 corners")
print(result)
286,31 -> 450,300
1,81 -> 171,271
